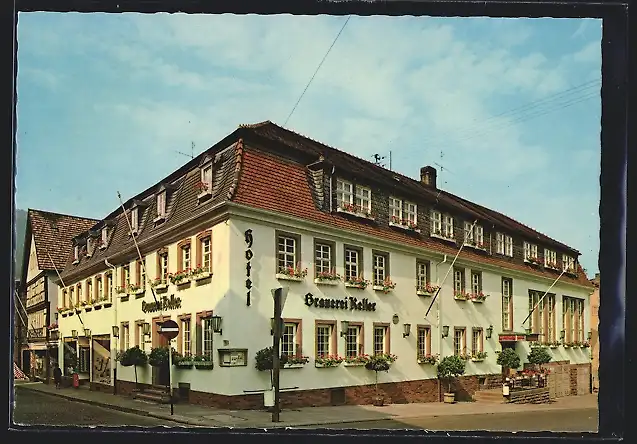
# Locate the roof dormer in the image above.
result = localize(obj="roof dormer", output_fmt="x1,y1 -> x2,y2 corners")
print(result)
127,199 -> 149,236
196,154 -> 215,202
154,182 -> 179,225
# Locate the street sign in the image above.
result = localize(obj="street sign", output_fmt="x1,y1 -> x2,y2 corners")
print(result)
158,319 -> 179,340
271,287 -> 289,312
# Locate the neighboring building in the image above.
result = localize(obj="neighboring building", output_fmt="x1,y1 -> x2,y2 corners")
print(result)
13,279 -> 24,367
55,121 -> 594,408
590,273 -> 600,391
18,209 -> 98,382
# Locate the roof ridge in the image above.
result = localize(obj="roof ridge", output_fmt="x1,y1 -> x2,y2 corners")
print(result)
239,120 -> 272,129
28,208 -> 99,222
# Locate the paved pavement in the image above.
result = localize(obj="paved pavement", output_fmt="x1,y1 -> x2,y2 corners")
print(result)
12,381 -> 599,430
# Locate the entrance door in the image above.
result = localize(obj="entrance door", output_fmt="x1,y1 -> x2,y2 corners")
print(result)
152,321 -> 170,386
21,350 -> 30,375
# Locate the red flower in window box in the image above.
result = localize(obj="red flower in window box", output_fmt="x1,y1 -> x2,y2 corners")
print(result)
194,181 -> 209,192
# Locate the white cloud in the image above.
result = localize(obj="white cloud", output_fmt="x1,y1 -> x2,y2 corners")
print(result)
18,67 -> 61,91
573,41 -> 600,63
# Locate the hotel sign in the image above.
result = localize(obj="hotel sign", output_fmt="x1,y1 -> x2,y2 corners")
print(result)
245,229 -> 253,306
304,293 -> 376,312
141,295 -> 182,313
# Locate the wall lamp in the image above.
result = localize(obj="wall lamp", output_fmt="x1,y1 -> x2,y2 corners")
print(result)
142,322 -> 151,336
587,330 -> 592,340
84,328 -> 92,338
403,323 -> 411,338
340,321 -> 349,338
560,330 -> 566,340
112,326 -> 119,338
441,325 -> 449,338
211,315 -> 223,335
486,325 -> 493,339
71,329 -> 78,339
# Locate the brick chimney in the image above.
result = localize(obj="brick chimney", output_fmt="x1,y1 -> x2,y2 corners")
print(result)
420,166 -> 437,188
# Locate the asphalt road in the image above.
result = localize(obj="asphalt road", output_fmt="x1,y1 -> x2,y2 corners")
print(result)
12,386 -> 184,428
308,408 -> 599,432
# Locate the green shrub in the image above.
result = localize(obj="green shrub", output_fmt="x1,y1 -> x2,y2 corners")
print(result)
437,355 -> 466,393
496,348 -> 520,369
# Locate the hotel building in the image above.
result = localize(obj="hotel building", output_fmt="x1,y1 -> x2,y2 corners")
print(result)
55,121 -> 594,408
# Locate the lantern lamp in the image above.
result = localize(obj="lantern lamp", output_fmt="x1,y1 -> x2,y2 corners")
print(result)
403,323 -> 411,338
486,325 -> 494,339
211,315 -> 223,335
84,328 -> 91,337
340,320 -> 349,338
142,322 -> 151,336
442,325 -> 449,338
112,325 -> 119,338
71,329 -> 78,339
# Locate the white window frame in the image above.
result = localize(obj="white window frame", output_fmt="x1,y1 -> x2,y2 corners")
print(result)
502,278 -> 512,331
431,210 -> 442,235
454,328 -> 466,356
139,259 -> 146,289
464,222 -> 474,243
344,248 -> 359,281
202,318 -> 214,359
504,235 -> 513,257
281,322 -> 297,356
159,255 -> 168,282
201,237 -> 211,272
182,245 -> 191,271
404,202 -> 417,226
472,328 -> 483,354
336,179 -> 354,208
389,197 -> 402,222
416,262 -> 429,291
130,208 -> 139,233
345,325 -> 361,358
86,238 -> 93,257
373,253 -> 387,286
182,318 -> 191,357
87,280 -> 93,302
101,228 -> 109,248
496,233 -> 505,254
524,242 -> 538,261
97,277 -> 103,301
417,326 -> 431,358
315,243 -> 332,276
373,325 -> 388,355
471,271 -> 481,295
123,324 -> 130,351
544,249 -> 557,268
453,268 -> 464,293
355,186 -> 372,214
562,254 -> 575,272
277,236 -> 297,272
73,246 -> 79,262
157,191 -> 166,218
316,324 -> 332,358
107,273 -> 113,300
201,163 -> 213,193
442,214 -> 454,238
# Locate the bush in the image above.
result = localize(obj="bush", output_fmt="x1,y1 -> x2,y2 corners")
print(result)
254,346 -> 288,371
527,347 -> 552,366
149,347 -> 170,367
437,355 -> 466,393
116,346 -> 148,367
496,348 -> 520,369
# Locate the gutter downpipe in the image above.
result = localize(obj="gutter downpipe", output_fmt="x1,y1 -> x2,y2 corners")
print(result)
105,259 -> 117,394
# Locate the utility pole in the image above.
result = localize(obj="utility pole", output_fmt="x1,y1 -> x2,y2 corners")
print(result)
271,287 -> 288,423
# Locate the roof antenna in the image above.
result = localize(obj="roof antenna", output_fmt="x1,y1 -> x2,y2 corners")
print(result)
174,141 -> 195,159
372,153 -> 385,167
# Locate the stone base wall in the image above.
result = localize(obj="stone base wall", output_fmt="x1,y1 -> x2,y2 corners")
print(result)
90,382 -> 113,393
508,387 -> 550,404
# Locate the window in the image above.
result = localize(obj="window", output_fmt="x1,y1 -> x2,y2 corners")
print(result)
180,244 -> 191,272
136,323 -> 145,349
416,261 -> 430,291
130,208 -> 139,233
563,296 -> 585,343
195,233 -> 212,273
181,318 -> 191,357
69,287 -> 75,306
157,191 -> 166,218
137,258 -> 146,289
277,235 -> 297,272
470,271 -> 482,295
544,249 -> 557,268
106,273 -> 113,301
345,324 -> 363,358
472,328 -> 483,355
158,253 -> 168,282
344,247 -> 361,281
62,289 -> 68,308
502,278 -> 513,331
336,178 -> 354,207
86,238 -> 93,257
122,265 -> 131,289
464,222 -> 474,243
121,323 -> 130,351
528,290 -> 542,334
496,233 -> 504,254
547,295 -> 556,343
389,197 -> 402,222
77,284 -> 83,304
578,298 -> 585,342
464,223 -> 484,247
453,267 -> 465,293
202,317 -> 214,359
454,328 -> 466,357
73,246 -> 79,262
372,252 -> 388,286
281,321 -> 301,357
430,210 -> 442,235
355,186 -> 372,214
315,322 -> 335,358
417,326 -> 431,359
101,228 -> 109,248
87,280 -> 93,303
373,324 -> 389,355
201,164 -> 213,191
96,276 -> 103,301
562,254 -> 575,272
496,233 -> 513,256
314,242 -> 333,277
442,214 -> 454,238
404,202 -> 417,226
524,242 -> 538,261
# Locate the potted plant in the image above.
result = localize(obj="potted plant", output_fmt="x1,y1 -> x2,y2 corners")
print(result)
437,355 -> 466,403
496,348 -> 521,377
344,354 -> 371,366
116,346 -> 148,390
527,346 -> 552,376
314,355 -> 344,368
192,353 -> 214,369
169,269 -> 190,285
469,292 -> 488,303
417,353 -> 439,365
453,291 -> 469,301
150,277 -> 168,289
471,351 -> 488,362
314,269 -> 342,285
549,341 -> 560,349
364,354 -> 398,406
345,276 -> 369,289
373,277 -> 396,294
276,263 -> 308,281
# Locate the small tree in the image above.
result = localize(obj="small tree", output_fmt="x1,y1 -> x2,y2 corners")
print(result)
496,348 -> 521,374
117,346 -> 148,389
437,355 -> 466,394
527,346 -> 552,372
365,354 -> 398,400
255,346 -> 289,386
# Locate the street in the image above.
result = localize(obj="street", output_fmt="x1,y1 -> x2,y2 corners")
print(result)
305,408 -> 599,432
12,385 -> 184,427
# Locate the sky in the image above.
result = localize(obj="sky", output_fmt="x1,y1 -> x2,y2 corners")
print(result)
15,13 -> 602,275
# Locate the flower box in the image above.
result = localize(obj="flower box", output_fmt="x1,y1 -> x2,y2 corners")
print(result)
84,306 -> 92,312
193,272 -> 211,281
389,221 -> 421,233
282,363 -> 306,369
315,362 -> 340,368
61,312 -> 68,318
152,283 -> 169,290
197,190 -> 212,201
103,301 -> 112,308
276,274 -> 304,282
343,362 -> 366,367
175,361 -> 194,368
454,295 -> 469,301
416,290 -> 435,296
373,285 -> 391,292
175,279 -> 191,286
431,233 -> 456,243
417,356 -> 438,365
93,301 -> 102,308
314,278 -> 340,285
463,242 -> 487,251
345,282 -> 367,289
336,207 -> 375,220
193,361 -> 214,369
471,358 -> 484,362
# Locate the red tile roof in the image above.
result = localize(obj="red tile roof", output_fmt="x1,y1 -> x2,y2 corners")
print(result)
233,147 -> 593,288
26,209 -> 99,272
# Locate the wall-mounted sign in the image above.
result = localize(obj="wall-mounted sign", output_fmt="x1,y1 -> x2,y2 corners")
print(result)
218,348 -> 248,367
304,293 -> 376,312
141,295 -> 182,313
245,229 -> 253,306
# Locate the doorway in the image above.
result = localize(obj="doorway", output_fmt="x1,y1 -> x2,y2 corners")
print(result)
152,320 -> 169,387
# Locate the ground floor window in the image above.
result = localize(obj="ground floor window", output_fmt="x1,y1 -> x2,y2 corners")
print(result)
373,324 -> 389,355
315,322 -> 334,358
454,328 -> 466,357
417,326 -> 431,359
345,324 -> 363,358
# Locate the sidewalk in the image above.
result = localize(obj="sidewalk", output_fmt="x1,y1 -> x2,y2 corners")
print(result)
14,382 -> 598,428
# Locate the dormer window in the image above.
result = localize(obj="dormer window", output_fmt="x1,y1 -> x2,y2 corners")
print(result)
496,232 -> 513,257
544,249 -> 557,269
154,190 -> 167,223
86,238 -> 93,258
100,227 -> 109,249
524,242 -> 539,263
335,178 -> 372,218
562,254 -> 575,273
463,222 -> 484,249
388,197 -> 419,231
73,245 -> 80,264
196,162 -> 213,200
130,208 -> 139,234
430,210 -> 455,241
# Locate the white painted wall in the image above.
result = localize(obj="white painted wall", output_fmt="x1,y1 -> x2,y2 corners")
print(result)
25,235 -> 40,283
